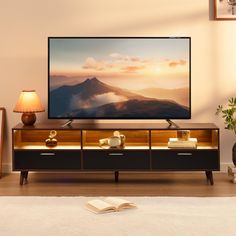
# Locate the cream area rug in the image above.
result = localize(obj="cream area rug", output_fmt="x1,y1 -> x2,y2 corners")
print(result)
0,197 -> 236,236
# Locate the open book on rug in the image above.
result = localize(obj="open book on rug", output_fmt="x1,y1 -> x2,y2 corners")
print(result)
85,197 -> 137,214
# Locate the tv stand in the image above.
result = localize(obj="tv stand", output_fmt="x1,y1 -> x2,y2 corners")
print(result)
61,119 -> 74,127
166,119 -> 180,128
12,122 -> 220,185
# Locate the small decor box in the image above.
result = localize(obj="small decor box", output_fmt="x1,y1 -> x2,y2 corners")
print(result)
177,130 -> 190,141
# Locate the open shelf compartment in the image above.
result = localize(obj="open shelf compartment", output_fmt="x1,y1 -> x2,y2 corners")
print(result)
82,130 -> 149,149
13,130 -> 82,150
151,129 -> 219,149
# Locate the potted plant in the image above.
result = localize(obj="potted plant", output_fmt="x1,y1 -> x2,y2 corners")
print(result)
216,97 -> 236,165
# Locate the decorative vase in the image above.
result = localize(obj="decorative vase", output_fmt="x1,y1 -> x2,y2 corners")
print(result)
233,143 -> 236,166
45,130 -> 58,147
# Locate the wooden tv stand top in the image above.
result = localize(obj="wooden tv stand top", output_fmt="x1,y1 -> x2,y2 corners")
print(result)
13,122 -> 218,130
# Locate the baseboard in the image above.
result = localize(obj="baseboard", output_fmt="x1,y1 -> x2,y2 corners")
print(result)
1,163 -> 232,173
2,163 -> 12,173
220,162 -> 233,172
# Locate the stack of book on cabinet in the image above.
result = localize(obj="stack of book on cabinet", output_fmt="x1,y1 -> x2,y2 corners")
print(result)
168,138 -> 198,149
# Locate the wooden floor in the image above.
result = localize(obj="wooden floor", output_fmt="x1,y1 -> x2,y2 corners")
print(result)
0,172 -> 235,197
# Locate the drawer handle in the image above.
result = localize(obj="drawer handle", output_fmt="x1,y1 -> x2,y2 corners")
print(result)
177,153 -> 192,156
40,153 -> 56,156
108,153 -> 124,156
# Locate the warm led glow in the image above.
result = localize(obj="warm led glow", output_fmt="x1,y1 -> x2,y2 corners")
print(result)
13,90 -> 45,113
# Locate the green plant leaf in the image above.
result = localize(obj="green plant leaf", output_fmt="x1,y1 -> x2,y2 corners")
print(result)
216,97 -> 236,134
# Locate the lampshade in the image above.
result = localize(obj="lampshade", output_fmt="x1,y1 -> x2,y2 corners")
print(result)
14,90 -> 45,113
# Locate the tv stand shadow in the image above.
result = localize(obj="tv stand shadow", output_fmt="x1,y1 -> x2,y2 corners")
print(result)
12,122 -> 220,185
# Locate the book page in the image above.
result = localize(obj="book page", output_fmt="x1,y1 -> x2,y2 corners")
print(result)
104,197 -> 136,210
86,199 -> 116,213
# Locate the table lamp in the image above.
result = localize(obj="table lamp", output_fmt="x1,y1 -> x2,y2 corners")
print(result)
13,90 -> 45,126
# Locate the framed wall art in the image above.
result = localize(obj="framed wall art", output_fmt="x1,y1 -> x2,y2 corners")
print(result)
214,0 -> 236,20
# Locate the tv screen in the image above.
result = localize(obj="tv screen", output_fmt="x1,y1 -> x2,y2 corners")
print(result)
48,37 -> 191,119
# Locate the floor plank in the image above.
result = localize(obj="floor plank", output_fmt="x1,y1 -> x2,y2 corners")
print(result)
0,172 -> 235,196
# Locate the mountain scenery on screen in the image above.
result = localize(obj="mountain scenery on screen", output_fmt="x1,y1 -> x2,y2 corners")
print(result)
49,38 -> 190,118
50,77 -> 189,118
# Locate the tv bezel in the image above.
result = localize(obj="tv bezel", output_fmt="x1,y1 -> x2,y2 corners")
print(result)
48,36 -> 191,120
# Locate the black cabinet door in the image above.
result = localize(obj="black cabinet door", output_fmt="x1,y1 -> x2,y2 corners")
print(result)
83,150 -> 150,170
152,150 -> 219,170
13,150 -> 81,170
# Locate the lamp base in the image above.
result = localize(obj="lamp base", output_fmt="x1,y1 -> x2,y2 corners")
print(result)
21,113 -> 36,126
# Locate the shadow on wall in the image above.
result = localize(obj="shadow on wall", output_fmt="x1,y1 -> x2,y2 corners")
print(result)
192,91 -> 236,164
95,9 -> 207,35
192,93 -> 236,122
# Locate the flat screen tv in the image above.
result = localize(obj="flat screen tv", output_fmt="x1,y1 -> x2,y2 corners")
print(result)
48,37 -> 191,119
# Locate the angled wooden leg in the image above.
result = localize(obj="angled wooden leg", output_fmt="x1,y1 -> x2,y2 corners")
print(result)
20,171 -> 29,185
205,171 -> 214,185
205,171 -> 209,182
115,171 -> 119,183
24,171 -> 28,183
208,171 -> 214,185
20,171 -> 24,185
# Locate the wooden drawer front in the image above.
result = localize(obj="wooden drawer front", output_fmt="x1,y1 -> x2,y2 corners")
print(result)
13,150 -> 81,170
152,150 -> 219,170
83,150 -> 150,170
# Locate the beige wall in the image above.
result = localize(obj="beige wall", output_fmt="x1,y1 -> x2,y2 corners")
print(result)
0,0 -> 235,172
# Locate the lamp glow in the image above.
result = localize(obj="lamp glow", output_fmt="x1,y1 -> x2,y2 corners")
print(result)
14,90 -> 45,125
